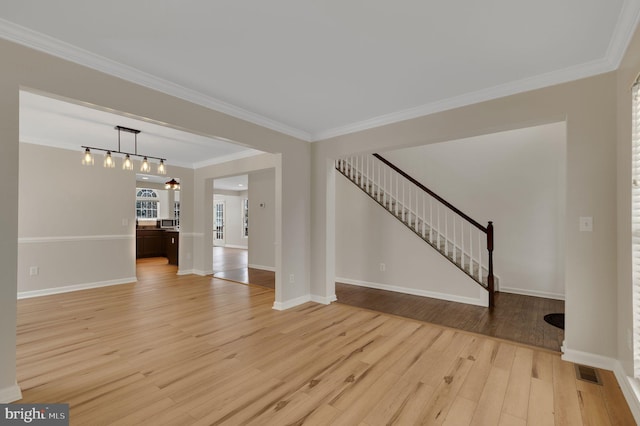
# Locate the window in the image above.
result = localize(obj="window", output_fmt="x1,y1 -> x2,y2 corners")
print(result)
174,201 -> 180,227
242,199 -> 249,238
632,79 -> 640,377
136,188 -> 159,219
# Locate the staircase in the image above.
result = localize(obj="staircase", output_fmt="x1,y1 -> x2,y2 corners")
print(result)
336,154 -> 496,308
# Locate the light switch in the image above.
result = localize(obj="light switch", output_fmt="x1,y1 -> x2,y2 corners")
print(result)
579,216 -> 593,232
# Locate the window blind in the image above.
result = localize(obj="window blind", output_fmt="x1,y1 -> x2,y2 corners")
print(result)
632,81 -> 640,378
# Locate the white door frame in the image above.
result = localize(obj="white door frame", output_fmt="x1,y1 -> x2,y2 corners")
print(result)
214,200 -> 226,246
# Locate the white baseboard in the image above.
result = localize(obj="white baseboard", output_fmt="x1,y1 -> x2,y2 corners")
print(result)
562,346 -> 640,423
17,277 -> 137,299
311,294 -> 337,305
500,286 -> 565,300
177,269 -> 195,276
613,362 -> 640,424
336,277 -> 488,307
224,244 -> 248,250
0,383 -> 22,403
273,295 -> 312,311
561,347 -> 618,370
249,264 -> 276,272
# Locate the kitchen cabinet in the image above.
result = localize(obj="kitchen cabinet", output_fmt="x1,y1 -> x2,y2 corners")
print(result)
136,229 -> 179,265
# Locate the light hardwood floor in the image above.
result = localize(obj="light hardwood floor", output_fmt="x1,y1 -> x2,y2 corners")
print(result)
16,258 -> 634,425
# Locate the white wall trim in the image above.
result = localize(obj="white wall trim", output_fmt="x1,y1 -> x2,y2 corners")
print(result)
0,383 -> 22,403
337,277 -> 488,307
561,347 -> 640,424
17,277 -> 136,299
180,232 -> 204,238
0,18 -> 310,142
183,233 -> 204,238
272,295 -> 312,311
177,269 -> 211,276
613,363 -> 640,424
561,346 -> 618,370
249,264 -> 276,272
499,286 -> 565,301
224,244 -> 248,250
18,234 -> 133,243
311,294 -> 337,305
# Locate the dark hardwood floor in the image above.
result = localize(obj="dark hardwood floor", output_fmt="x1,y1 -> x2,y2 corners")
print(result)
212,248 -> 564,352
336,283 -> 564,352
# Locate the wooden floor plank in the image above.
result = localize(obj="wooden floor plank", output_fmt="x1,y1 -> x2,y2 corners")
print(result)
13,257 -> 631,426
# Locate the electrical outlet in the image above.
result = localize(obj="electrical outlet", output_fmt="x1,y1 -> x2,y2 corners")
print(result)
379,263 -> 386,272
289,274 -> 294,284
29,266 -> 39,276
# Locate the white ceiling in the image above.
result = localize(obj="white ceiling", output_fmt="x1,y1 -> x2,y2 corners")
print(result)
2,1 -> 639,141
20,91 -> 264,168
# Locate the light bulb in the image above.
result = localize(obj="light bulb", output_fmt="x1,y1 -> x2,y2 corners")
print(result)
104,151 -> 115,168
123,154 -> 133,171
141,157 -> 150,173
82,148 -> 94,166
158,159 -> 166,175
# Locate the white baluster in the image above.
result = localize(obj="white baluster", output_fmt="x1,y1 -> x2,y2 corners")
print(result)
408,185 -> 411,225
395,173 -> 398,215
445,210 -> 448,255
429,197 -> 433,241
402,180 -> 405,221
437,204 -> 441,249
383,166 -> 386,207
460,219 -> 464,270
469,226 -> 473,274
478,231 -> 482,281
422,194 -> 426,238
453,216 -> 457,262
415,190 -> 419,231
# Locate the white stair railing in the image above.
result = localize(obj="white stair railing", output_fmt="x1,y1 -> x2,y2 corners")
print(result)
336,154 -> 495,307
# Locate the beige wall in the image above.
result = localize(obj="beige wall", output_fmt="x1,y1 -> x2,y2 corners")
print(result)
18,143 -> 136,294
313,72 -> 618,360
0,39 -> 309,400
336,174 -> 488,305
248,169 -> 276,269
380,122 -> 566,299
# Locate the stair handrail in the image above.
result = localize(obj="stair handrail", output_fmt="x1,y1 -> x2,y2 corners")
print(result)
373,153 -> 486,232
367,153 -> 495,308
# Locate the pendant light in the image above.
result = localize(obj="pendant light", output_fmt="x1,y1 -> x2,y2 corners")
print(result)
81,126 -> 168,174
81,148 -> 94,165
165,178 -> 180,190
104,151 -> 115,168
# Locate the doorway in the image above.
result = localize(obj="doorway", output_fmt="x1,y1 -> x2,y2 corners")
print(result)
213,200 -> 226,246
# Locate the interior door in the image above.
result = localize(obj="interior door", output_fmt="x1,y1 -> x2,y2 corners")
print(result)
214,200 -> 226,246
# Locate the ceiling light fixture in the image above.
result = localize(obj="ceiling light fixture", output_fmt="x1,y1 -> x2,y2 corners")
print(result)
165,178 -> 180,190
81,126 -> 167,175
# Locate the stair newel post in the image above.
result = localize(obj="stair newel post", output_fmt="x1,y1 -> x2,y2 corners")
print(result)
487,221 -> 495,309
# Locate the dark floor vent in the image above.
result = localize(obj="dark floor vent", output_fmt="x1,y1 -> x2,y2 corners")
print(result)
575,364 -> 602,385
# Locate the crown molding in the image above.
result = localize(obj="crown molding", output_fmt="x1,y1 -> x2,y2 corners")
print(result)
312,57 -> 615,141
0,18 -> 311,142
608,0 -> 640,69
312,1 -> 640,142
